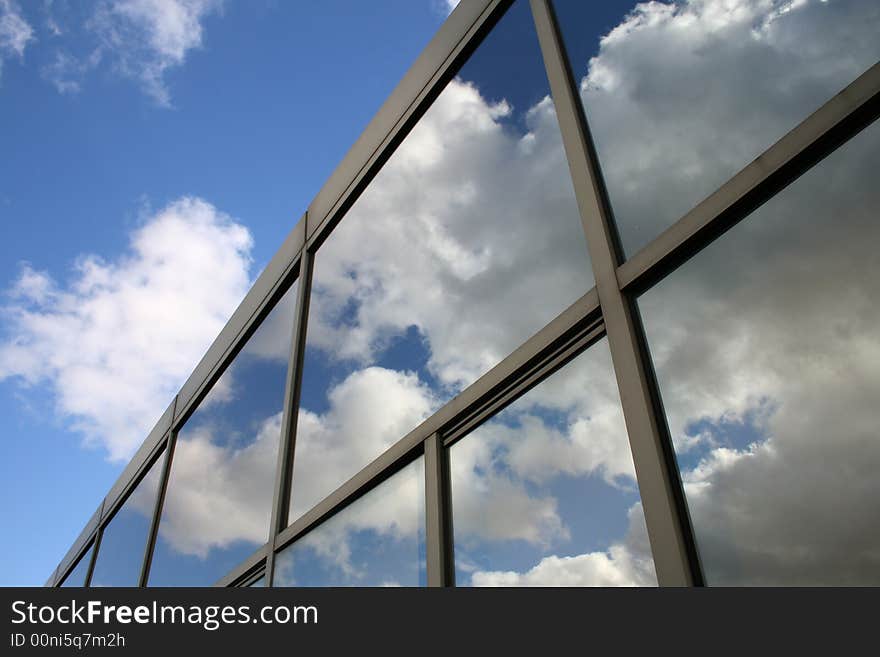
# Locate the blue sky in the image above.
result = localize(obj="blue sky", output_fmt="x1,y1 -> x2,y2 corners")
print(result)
0,0 -> 453,587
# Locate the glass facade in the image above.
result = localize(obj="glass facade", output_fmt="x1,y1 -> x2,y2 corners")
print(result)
639,119 -> 880,585
278,458 -> 425,587
89,449 -> 165,587
50,0 -> 880,588
148,281 -> 299,586
450,338 -> 656,586
58,543 -> 93,587
289,0 -> 590,526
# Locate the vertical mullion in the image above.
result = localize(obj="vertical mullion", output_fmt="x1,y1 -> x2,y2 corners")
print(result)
82,500 -> 105,588
529,0 -> 702,586
138,414 -> 177,587
424,433 -> 454,587
265,244 -> 314,587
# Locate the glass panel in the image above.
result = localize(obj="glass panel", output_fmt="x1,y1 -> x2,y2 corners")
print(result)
59,543 -> 94,588
89,449 -> 164,587
289,0 -> 592,524
149,280 -> 298,586
276,458 -> 425,587
246,575 -> 265,588
553,0 -> 880,257
450,338 -> 656,586
638,119 -> 880,585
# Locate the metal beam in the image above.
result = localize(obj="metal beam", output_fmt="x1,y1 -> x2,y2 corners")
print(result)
424,434 -> 454,587
139,426 -> 176,587
530,0 -> 702,586
265,247 -> 314,587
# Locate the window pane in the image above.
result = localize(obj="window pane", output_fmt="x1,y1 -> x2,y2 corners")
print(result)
450,338 -> 656,586
553,0 -> 880,256
289,0 -> 592,524
275,458 -> 425,587
149,281 -> 298,586
59,543 -> 94,587
638,119 -> 880,585
89,449 -> 164,587
246,575 -> 265,588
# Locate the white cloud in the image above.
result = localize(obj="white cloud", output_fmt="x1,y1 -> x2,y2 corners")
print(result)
152,411 -> 281,557
277,458 -> 425,584
0,196 -> 253,461
580,0 -> 880,253
0,0 -> 34,78
88,0 -> 222,105
307,78 -> 591,391
290,367 -> 438,521
470,503 -> 656,586
41,48 -> 101,94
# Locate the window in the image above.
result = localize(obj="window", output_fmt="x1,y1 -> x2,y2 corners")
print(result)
59,543 -> 94,588
276,457 -> 425,586
289,0 -> 592,526
638,119 -> 880,585
450,337 -> 656,586
553,0 -> 880,256
89,449 -> 165,587
148,280 -> 298,586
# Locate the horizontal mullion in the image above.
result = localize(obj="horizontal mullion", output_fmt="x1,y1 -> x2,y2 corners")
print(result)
213,544 -> 269,588
442,319 -> 605,447
273,287 -> 601,553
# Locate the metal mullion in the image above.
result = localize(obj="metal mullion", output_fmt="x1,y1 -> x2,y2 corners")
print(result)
265,246 -> 314,587
530,0 -> 701,586
82,500 -> 104,588
214,544 -> 269,587
275,443 -> 423,556
139,413 -> 177,586
424,434 -> 454,587
442,318 -> 604,448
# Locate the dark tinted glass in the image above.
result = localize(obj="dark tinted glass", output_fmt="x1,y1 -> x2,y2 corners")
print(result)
89,449 -> 164,587
59,543 -> 94,587
553,0 -> 880,256
639,119 -> 880,584
450,338 -> 656,586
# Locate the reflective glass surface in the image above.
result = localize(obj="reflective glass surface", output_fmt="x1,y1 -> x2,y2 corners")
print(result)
59,543 -> 94,587
276,458 -> 425,586
289,0 -> 592,525
89,449 -> 164,587
450,338 -> 656,586
639,120 -> 880,584
149,281 -> 298,586
553,0 -> 880,256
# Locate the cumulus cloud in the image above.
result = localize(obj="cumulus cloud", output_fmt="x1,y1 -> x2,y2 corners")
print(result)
307,78 -> 591,391
276,458 -> 425,585
88,0 -> 222,105
153,411 -> 282,557
0,0 -> 33,78
470,503 -> 655,587
579,0 -> 880,254
290,367 -> 438,521
0,197 -> 253,461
